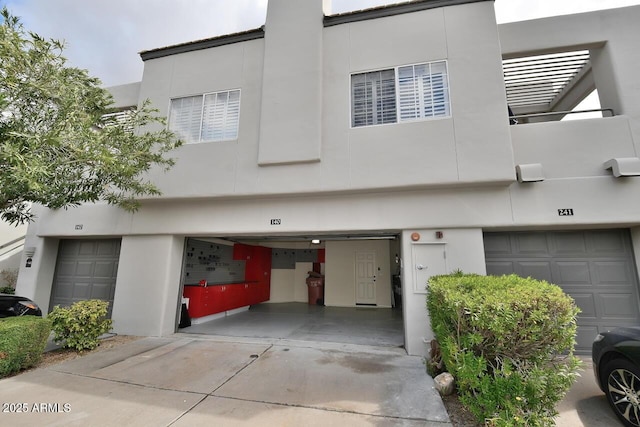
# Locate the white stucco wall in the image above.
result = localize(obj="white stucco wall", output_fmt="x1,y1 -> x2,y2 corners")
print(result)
0,220 -> 28,272
130,0 -> 514,202
499,5 -> 640,154
401,228 -> 487,356
111,235 -> 184,336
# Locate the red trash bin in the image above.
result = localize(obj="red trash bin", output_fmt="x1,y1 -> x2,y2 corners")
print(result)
306,277 -> 324,305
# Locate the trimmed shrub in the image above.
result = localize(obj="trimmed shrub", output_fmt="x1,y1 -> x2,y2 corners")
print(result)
49,300 -> 113,351
0,316 -> 51,378
427,273 -> 581,427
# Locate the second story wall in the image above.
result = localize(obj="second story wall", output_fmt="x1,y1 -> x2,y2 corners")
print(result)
499,6 -> 640,155
136,0 -> 514,201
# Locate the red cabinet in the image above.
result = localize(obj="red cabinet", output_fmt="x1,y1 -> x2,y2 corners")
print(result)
183,286 -> 224,318
224,283 -> 246,311
232,243 -> 253,261
208,285 -> 226,314
184,244 -> 272,319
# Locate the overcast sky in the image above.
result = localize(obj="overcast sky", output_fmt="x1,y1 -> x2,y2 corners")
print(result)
2,0 -> 640,87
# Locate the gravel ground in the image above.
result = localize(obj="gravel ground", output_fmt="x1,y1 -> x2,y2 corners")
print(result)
31,335 -> 141,371
442,394 -> 482,427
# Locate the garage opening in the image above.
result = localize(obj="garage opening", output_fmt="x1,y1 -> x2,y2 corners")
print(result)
177,235 -> 405,348
484,229 -> 640,353
49,238 -> 122,317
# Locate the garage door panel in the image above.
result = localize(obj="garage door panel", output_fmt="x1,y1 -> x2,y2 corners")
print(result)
90,283 -> 112,300
96,241 -> 119,256
484,233 -> 512,254
78,241 -> 97,256
484,229 -> 640,354
50,239 -> 121,317
516,261 -> 553,282
590,230 -> 627,254
72,283 -> 91,299
571,293 -> 597,319
75,261 -> 94,277
56,261 -> 77,277
94,261 -> 117,279
556,261 -> 591,284
53,282 -> 74,299
599,293 -> 639,319
59,240 -> 80,257
485,261 -> 516,276
514,233 -> 549,254
576,326 -> 599,351
552,232 -> 587,255
592,261 -> 635,284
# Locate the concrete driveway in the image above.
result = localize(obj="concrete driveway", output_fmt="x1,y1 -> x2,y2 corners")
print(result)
0,335 -> 450,426
556,357 -> 622,427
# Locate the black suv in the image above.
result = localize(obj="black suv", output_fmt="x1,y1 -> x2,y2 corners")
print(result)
0,293 -> 43,317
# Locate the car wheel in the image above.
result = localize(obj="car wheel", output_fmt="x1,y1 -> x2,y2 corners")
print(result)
603,358 -> 640,427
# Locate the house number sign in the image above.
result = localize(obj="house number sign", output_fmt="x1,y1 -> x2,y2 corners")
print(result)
270,219 -> 282,225
558,209 -> 574,216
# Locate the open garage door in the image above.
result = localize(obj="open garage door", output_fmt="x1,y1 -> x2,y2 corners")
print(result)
484,229 -> 640,353
49,239 -> 121,317
178,235 -> 404,348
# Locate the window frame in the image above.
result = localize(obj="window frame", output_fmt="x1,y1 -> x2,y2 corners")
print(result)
350,60 -> 451,129
168,88 -> 241,144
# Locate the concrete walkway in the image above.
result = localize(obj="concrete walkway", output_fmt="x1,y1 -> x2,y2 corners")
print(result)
0,335 -> 451,426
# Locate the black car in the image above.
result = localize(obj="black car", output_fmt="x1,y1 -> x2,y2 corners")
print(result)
0,293 -> 43,318
593,327 -> 640,427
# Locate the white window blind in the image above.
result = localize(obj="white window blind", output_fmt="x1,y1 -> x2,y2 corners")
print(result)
398,62 -> 449,121
351,61 -> 450,128
169,89 -> 240,143
351,69 -> 396,127
101,109 -> 135,133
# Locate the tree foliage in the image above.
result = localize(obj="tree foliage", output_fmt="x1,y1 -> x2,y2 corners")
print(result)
0,7 -> 181,224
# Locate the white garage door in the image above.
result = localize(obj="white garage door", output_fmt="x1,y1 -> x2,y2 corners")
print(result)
49,239 -> 121,317
484,229 -> 640,353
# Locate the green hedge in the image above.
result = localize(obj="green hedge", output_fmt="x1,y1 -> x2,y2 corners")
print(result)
427,273 -> 581,427
0,316 -> 51,378
49,299 -> 112,351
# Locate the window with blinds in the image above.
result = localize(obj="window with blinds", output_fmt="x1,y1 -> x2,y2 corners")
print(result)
351,61 -> 449,128
101,108 -> 135,132
351,69 -> 396,127
169,89 -> 240,143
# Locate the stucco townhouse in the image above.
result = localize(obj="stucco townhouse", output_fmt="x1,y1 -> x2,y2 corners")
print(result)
16,0 -> 640,355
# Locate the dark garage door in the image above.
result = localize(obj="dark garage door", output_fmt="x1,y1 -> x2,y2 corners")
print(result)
484,230 -> 640,353
49,239 -> 121,317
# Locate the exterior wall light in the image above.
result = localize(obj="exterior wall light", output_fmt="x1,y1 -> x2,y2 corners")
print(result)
604,158 -> 640,177
516,163 -> 545,183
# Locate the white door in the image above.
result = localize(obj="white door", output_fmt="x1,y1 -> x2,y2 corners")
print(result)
412,244 -> 447,294
355,251 -> 377,305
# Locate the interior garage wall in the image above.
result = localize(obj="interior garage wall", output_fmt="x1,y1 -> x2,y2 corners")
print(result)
401,228 -> 486,356
324,240 -> 392,307
111,235 -> 185,336
266,262 -> 313,303
269,269 -> 295,302
260,241 -> 322,303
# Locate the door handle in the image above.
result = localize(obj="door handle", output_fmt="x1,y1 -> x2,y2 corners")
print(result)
416,264 -> 427,270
